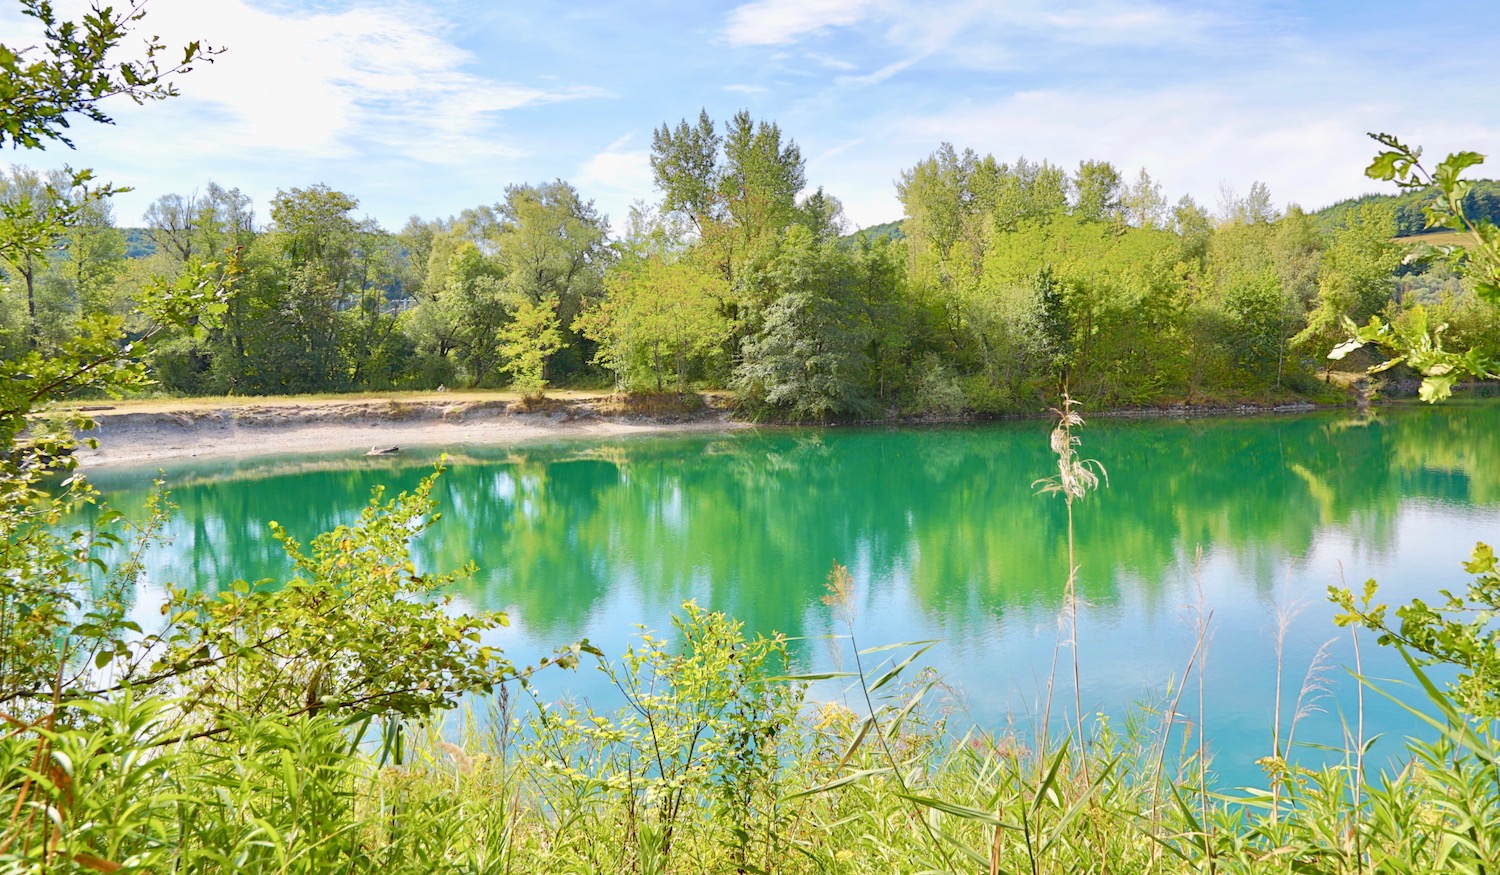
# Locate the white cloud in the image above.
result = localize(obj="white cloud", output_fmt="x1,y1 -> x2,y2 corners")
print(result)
824,82 -> 1500,228
723,0 -> 879,46
35,0 -> 604,164
806,52 -> 859,71
726,83 -> 769,94
836,56 -> 921,87
575,135 -> 655,230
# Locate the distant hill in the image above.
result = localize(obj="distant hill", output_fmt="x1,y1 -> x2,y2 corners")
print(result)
1312,180 -> 1500,236
842,220 -> 904,247
123,227 -> 156,259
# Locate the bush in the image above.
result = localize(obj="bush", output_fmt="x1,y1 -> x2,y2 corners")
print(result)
904,353 -> 967,415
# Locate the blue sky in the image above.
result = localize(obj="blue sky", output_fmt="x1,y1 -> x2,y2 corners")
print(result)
6,0 -> 1499,234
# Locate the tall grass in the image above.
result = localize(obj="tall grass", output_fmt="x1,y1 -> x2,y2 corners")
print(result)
5,602 -> 1499,873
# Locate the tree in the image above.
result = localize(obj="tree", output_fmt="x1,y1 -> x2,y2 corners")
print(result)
1216,180 -> 1280,225
1243,181 -> 1279,224
650,109 -> 721,235
1173,194 -> 1213,267
0,165 -> 65,345
143,182 -> 256,267
143,191 -> 199,261
490,180 -> 611,335
896,143 -> 998,288
1072,160 -> 1122,223
992,156 -> 1068,231
1295,202 -> 1401,374
578,254 -> 730,393
500,295 -> 564,400
55,179 -> 125,319
650,109 -> 812,364
720,110 -> 805,248
651,108 -> 807,296
735,226 -> 875,419
444,242 -> 508,386
1121,168 -> 1168,230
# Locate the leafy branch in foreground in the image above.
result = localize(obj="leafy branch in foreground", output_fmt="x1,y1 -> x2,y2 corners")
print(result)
1333,542 -> 1500,720
0,0 -> 220,149
0,258 -> 233,716
1329,133 -> 1500,401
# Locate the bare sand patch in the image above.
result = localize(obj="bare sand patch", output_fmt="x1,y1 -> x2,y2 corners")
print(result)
72,397 -> 747,469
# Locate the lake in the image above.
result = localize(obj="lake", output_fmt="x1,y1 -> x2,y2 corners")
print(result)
88,401 -> 1500,787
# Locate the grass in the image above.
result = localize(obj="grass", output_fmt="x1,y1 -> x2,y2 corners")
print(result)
1395,228 -> 1473,247
9,612 -> 1494,874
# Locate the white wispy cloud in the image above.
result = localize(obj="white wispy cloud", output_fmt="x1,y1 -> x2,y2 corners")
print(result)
723,0 -> 879,46
806,52 -> 860,71
42,0 -> 605,164
576,134 -> 654,228
836,56 -> 921,87
726,83 -> 770,94
850,83 -> 1434,221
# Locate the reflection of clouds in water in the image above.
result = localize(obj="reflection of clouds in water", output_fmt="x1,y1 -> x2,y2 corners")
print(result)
661,485 -> 685,531
491,471 -> 516,501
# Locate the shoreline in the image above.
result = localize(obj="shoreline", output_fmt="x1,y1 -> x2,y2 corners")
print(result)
69,394 -> 1348,469
73,397 -> 748,469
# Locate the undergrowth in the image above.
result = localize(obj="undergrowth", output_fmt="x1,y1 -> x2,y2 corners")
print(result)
5,602 -> 1498,874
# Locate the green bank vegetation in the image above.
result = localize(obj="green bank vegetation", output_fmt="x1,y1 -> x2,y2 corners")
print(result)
6,3 -> 1500,872
5,73 -> 1500,417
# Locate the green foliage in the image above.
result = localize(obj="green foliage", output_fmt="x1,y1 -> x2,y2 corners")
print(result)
906,352 -> 966,415
1333,542 -> 1500,719
734,226 -> 879,420
527,603 -> 803,870
1073,159 -> 1123,223
0,0 -> 217,149
1314,179 -> 1500,237
499,295 -> 563,400
576,254 -> 730,393
1295,201 -> 1403,372
1332,134 -> 1500,401
145,469 -> 521,725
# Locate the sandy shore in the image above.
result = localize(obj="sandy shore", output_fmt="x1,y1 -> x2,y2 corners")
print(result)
73,398 -> 748,468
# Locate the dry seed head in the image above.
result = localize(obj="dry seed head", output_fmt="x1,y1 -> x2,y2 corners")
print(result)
823,562 -> 855,618
1036,396 -> 1107,501
436,741 -> 475,775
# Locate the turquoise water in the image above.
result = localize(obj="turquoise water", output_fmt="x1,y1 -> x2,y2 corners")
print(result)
89,402 -> 1500,786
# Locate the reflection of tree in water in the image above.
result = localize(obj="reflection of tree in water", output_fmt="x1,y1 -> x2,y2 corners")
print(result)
89,405 -> 1500,651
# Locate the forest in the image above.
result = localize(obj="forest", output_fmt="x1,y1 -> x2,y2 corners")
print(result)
6,109 -> 1499,418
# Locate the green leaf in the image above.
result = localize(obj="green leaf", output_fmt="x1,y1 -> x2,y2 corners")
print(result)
780,767 -> 891,800
1418,374 -> 1458,403
769,671 -> 855,682
858,639 -> 940,656
895,790 -> 1009,827
1327,339 -> 1363,360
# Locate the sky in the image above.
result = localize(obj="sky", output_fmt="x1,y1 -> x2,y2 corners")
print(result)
4,0 -> 1500,235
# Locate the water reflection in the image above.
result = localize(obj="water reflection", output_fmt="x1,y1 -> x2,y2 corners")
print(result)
88,402 -> 1500,784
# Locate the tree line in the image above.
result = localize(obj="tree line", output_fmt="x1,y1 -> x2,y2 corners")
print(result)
2,111 -> 1495,417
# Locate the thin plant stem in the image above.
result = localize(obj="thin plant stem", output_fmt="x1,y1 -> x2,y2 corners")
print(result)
1034,392 -> 1105,784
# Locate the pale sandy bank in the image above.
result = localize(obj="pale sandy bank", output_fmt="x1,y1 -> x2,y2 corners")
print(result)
72,398 -> 748,469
